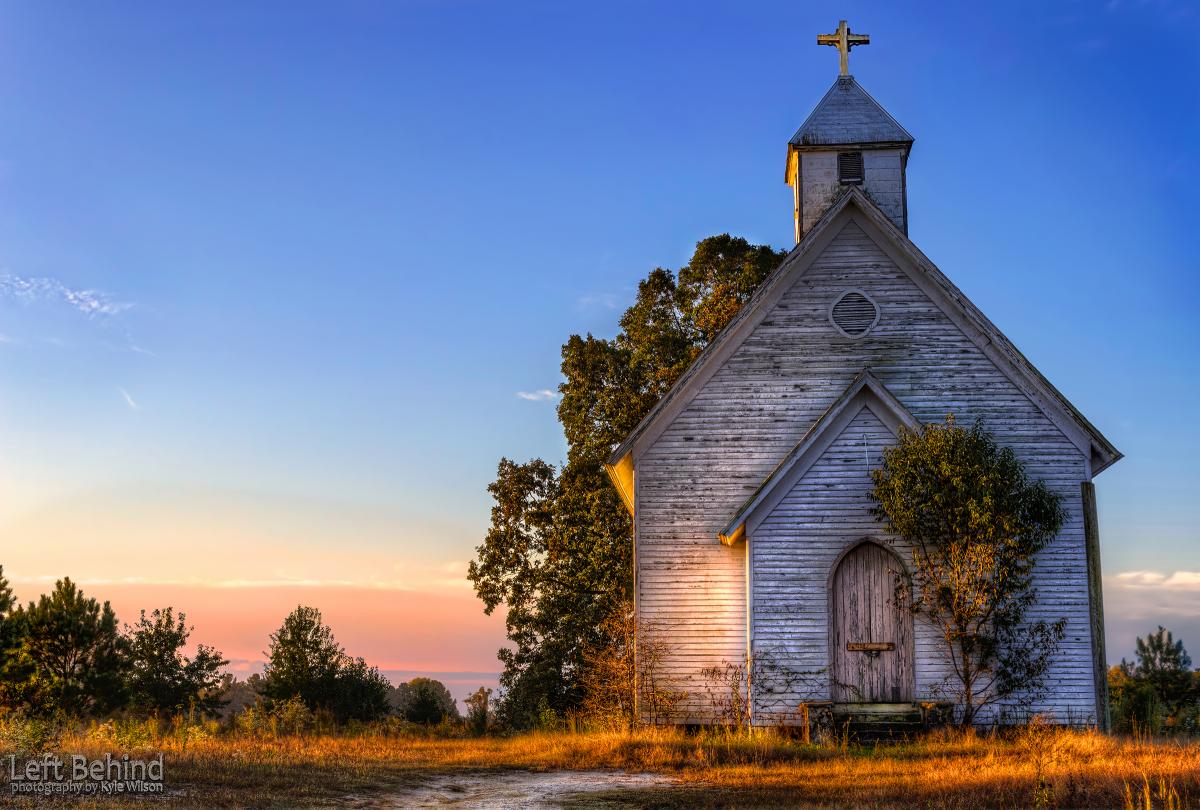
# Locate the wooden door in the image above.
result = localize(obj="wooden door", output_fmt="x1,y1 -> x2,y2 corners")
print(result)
831,541 -> 914,703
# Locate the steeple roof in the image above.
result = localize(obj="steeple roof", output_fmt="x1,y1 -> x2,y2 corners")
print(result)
789,75 -> 913,147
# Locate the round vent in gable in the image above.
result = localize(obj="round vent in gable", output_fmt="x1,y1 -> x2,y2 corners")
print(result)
830,290 -> 879,338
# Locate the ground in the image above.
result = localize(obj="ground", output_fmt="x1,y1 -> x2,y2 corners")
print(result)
3,727 -> 1199,808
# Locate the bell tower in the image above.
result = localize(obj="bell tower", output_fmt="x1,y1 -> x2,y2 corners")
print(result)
787,21 -> 913,243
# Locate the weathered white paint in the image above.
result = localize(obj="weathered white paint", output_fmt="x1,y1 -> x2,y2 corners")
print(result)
632,206 -> 1108,725
799,148 -> 906,236
609,189 -> 1120,477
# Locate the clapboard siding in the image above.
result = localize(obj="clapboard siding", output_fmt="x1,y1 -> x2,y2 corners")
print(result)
636,218 -> 1097,725
752,406 -> 1092,723
801,149 -> 906,235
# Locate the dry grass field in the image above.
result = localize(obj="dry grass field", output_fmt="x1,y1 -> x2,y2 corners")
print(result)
3,723 -> 1199,808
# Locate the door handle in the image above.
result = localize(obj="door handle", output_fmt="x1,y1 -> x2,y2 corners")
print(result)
846,642 -> 894,652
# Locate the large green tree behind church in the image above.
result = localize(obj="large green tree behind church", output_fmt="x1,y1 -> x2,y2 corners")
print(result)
470,235 -> 785,726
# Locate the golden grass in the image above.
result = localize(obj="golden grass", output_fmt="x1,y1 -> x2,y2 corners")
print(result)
4,725 -> 1199,808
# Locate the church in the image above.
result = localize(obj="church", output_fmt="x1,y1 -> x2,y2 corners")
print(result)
604,22 -> 1121,728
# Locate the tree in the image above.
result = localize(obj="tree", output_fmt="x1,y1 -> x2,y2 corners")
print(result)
465,686 -> 492,735
1111,627 -> 1197,734
675,233 -> 783,344
470,235 -> 785,727
1132,626 -> 1192,691
261,606 -> 345,713
0,566 -> 13,618
213,673 -> 264,722
870,416 -> 1067,725
392,677 -> 459,724
125,607 -> 229,717
261,606 -> 391,724
0,566 -> 23,709
9,578 -> 128,716
332,657 -> 392,724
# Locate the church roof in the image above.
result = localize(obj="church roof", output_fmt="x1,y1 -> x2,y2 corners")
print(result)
720,372 -> 916,544
718,369 -> 919,545
789,75 -> 913,148
605,186 -> 1122,489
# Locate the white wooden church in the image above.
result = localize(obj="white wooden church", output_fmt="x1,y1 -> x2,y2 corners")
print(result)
604,23 -> 1120,727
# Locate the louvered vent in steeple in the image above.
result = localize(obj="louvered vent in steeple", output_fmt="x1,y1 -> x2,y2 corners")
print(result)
837,151 -> 864,184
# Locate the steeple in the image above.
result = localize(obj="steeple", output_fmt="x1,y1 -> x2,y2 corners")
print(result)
787,22 -> 913,243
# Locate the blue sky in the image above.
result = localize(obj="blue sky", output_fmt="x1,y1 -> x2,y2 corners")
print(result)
0,0 -> 1196,675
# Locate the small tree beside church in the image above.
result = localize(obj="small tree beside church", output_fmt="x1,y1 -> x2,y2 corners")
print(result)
870,416 -> 1067,725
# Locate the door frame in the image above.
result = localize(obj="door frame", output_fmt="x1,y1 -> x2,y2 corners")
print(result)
827,537 -> 915,703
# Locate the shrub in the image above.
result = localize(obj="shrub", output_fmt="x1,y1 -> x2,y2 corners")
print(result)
275,696 -> 314,735
0,711 -> 61,755
871,416 -> 1066,725
88,717 -> 159,749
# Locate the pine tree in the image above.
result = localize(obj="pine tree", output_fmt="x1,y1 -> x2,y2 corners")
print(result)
11,578 -> 128,716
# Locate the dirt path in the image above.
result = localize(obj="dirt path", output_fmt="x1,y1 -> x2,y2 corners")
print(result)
367,770 -> 678,808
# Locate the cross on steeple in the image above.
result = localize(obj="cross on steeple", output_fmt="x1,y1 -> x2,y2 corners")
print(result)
817,20 -> 869,76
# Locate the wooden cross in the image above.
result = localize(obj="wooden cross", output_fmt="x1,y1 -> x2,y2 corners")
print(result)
817,20 -> 870,76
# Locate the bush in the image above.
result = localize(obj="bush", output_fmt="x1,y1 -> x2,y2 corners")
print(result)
0,711 -> 61,755
236,696 -> 314,737
275,696 -> 314,734
88,717 -> 159,749
535,696 -> 562,731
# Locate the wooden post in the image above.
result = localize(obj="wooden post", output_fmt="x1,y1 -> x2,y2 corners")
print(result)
1081,482 -> 1110,732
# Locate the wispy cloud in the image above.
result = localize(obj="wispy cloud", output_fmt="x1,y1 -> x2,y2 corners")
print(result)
118,387 -> 140,411
577,292 -> 621,310
516,389 -> 559,402
1112,570 -> 1200,589
126,342 -> 155,357
0,273 -> 131,318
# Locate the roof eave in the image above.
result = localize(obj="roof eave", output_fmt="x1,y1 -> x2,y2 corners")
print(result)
606,187 -> 864,467
788,138 -> 913,151
838,189 -> 1123,471
609,184 -> 1122,478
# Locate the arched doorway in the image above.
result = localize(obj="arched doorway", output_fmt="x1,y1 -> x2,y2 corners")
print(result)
830,540 -> 914,703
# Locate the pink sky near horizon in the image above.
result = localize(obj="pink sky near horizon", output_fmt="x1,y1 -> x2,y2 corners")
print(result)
4,578 -> 508,697
0,477 -> 510,695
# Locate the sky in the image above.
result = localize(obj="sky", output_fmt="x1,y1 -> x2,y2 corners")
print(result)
0,1 -> 1196,696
